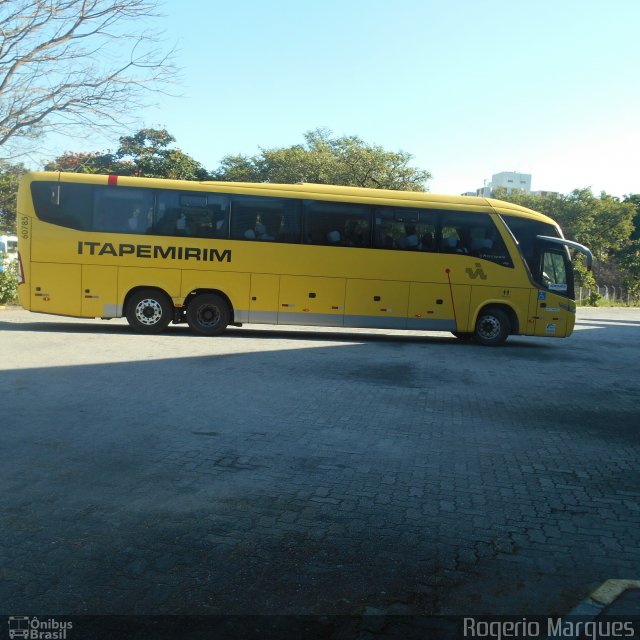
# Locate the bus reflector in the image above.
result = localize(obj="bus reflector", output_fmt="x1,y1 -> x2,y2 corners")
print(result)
17,252 -> 25,285
107,175 -> 118,186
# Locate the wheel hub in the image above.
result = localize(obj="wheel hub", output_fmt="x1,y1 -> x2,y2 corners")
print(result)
478,316 -> 500,340
135,299 -> 162,325
197,305 -> 220,327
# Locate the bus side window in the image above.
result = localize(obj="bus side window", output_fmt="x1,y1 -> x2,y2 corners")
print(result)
441,226 -> 465,253
439,211 -> 513,267
304,201 -> 370,247
277,200 -> 302,243
374,208 -> 435,251
31,182 -> 93,230
420,231 -> 434,251
440,211 -> 476,254
93,187 -> 153,234
230,195 -> 297,242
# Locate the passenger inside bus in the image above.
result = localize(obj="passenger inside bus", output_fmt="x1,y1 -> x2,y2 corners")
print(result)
420,232 -> 434,251
254,223 -> 274,240
399,225 -> 419,250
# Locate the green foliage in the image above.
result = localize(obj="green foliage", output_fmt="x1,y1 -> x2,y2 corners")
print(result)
585,289 -> 602,306
624,194 -> 640,240
0,259 -> 18,305
573,260 -> 598,290
0,162 -> 27,233
44,151 -> 118,174
616,238 -> 640,300
494,187 -> 636,283
611,196 -> 640,301
115,129 -> 210,180
214,128 -> 431,191
45,129 -> 210,181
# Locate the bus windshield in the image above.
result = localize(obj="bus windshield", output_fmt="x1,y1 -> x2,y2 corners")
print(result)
500,215 -> 574,298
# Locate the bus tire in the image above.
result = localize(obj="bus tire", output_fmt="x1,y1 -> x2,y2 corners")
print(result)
473,307 -> 510,346
186,293 -> 230,336
126,288 -> 173,334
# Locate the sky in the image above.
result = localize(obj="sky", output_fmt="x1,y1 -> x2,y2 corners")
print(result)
37,0 -> 640,197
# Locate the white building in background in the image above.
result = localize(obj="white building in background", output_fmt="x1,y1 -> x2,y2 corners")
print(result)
474,171 -> 532,197
464,171 -> 558,198
0,234 -> 18,273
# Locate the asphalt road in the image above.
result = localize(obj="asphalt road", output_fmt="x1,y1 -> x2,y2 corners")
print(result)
1,306 -> 638,621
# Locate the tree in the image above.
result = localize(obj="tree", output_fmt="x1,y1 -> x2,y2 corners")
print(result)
0,0 -> 176,158
0,162 -> 27,233
45,128 -> 210,180
43,151 -> 118,175
624,194 -> 640,241
214,128 -> 431,191
115,129 -> 209,180
494,187 -> 636,293
614,194 -> 640,301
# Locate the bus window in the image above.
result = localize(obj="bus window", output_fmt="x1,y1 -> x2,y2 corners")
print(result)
304,201 -> 370,247
374,208 -> 436,251
155,191 -> 229,238
440,211 -> 473,254
542,250 -> 569,292
501,215 -> 559,274
230,196 -> 301,242
204,194 -> 230,238
31,182 -> 94,230
93,187 -> 154,233
440,211 -> 513,267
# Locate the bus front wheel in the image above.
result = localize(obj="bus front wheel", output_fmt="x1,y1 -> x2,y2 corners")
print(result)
126,288 -> 173,334
473,307 -> 510,346
186,293 -> 230,336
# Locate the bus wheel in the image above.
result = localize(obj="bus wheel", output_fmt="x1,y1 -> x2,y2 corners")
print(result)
126,289 -> 173,334
473,307 -> 510,346
186,293 -> 230,336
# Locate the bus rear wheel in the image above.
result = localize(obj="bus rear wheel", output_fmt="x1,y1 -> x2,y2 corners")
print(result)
473,307 -> 510,346
126,288 -> 173,334
186,293 -> 230,336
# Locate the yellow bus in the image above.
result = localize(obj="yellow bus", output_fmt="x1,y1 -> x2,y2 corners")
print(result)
16,171 -> 592,345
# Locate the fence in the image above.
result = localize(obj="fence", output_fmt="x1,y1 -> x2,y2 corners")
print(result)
577,286 -> 639,305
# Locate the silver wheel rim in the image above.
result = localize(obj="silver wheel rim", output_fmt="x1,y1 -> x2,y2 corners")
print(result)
196,304 -> 221,329
135,298 -> 163,326
477,315 -> 501,340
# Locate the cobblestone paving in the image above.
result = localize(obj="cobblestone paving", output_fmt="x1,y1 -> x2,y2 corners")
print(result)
1,307 -> 638,616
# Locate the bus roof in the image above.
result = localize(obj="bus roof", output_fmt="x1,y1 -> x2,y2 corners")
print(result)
23,171 -> 557,225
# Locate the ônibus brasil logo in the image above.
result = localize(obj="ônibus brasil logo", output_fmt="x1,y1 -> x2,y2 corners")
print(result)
8,617 -> 72,639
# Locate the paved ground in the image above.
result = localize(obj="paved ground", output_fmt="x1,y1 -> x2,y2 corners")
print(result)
1,306 -> 639,619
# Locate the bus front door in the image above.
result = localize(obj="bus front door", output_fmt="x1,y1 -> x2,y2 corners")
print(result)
528,289 -> 569,337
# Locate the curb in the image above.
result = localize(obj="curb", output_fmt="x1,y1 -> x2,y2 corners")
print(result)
569,579 -> 640,617
544,581 -> 640,640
